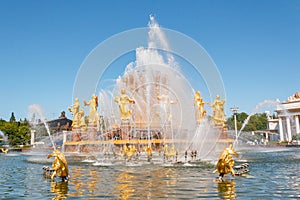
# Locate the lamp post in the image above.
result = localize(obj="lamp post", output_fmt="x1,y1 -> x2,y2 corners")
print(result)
231,106 -> 239,143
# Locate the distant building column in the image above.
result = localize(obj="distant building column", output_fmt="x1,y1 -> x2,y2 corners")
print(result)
278,117 -> 284,141
263,132 -> 269,145
295,115 -> 300,134
286,117 -> 292,142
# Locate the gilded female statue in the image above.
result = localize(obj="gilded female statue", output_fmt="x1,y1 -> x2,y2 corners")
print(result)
83,94 -> 100,126
78,108 -> 87,131
114,89 -> 135,120
194,91 -> 208,122
157,93 -> 177,122
210,95 -> 226,127
68,98 -> 80,128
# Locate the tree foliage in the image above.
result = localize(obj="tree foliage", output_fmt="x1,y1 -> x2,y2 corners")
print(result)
9,112 -> 16,122
226,112 -> 267,132
0,116 -> 30,146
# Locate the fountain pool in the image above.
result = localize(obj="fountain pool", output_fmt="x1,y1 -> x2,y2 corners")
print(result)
0,147 -> 299,199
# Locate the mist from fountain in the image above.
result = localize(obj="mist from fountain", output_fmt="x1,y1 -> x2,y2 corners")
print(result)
186,118 -> 220,160
28,104 -> 56,150
0,130 -> 8,144
88,16 -> 220,162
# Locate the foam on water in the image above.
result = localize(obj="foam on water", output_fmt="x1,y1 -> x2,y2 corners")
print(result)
183,163 -> 195,167
82,159 -> 96,163
93,162 -> 114,167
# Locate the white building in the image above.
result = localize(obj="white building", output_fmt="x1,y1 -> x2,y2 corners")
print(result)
267,92 -> 300,142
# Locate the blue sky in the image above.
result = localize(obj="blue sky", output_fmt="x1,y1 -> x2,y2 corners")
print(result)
0,0 -> 299,120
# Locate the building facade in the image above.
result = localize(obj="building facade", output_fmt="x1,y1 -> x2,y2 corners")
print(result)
267,92 -> 300,142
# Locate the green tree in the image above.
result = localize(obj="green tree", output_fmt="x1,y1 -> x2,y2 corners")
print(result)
18,125 -> 30,145
9,112 -> 16,123
0,116 -> 31,146
2,121 -> 19,145
226,112 -> 248,130
248,113 -> 267,130
0,119 -> 5,127
226,112 -> 267,132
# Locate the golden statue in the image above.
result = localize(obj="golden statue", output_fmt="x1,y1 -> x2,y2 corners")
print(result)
78,108 -> 87,131
163,144 -> 177,161
194,91 -> 208,122
213,144 -> 238,180
47,150 -> 69,182
114,89 -> 135,120
0,147 -> 8,154
68,98 -> 80,128
122,144 -> 137,160
294,92 -> 300,99
210,95 -> 226,127
84,94 -> 100,126
146,145 -> 152,161
157,93 -> 177,121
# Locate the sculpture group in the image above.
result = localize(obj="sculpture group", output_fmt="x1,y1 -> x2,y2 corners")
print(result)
194,91 -> 226,128
68,94 -> 100,131
64,89 -> 228,158
68,89 -> 227,132
48,90 -> 244,183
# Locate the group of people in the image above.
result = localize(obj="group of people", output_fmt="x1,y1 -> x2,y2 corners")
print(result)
184,150 -> 198,162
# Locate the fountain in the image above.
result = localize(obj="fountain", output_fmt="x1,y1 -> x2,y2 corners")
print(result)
0,130 -> 9,153
60,16 -> 230,165
1,16 -> 299,200
28,104 -> 56,150
233,99 -> 280,146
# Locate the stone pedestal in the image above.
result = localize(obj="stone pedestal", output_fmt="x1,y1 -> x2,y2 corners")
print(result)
72,127 -> 81,142
215,124 -> 228,139
163,121 -> 173,140
220,127 -> 228,139
87,122 -> 98,141
121,119 -> 131,140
